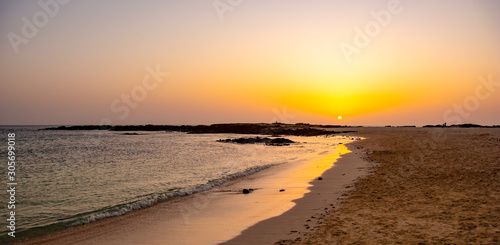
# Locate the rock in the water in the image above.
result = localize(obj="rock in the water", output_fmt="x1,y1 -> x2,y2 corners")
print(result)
122,133 -> 142,135
217,137 -> 295,146
269,138 -> 295,144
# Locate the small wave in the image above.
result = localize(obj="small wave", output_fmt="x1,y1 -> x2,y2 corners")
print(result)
70,164 -> 276,227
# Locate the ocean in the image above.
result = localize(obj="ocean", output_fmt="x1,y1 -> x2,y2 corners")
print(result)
0,126 -> 346,241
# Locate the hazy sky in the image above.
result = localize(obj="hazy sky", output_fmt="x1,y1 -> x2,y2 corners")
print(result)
1,0 -> 499,126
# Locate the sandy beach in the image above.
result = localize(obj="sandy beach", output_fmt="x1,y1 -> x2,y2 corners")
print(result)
296,127 -> 500,244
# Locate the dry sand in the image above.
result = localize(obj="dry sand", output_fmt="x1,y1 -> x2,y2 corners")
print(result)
293,127 -> 500,244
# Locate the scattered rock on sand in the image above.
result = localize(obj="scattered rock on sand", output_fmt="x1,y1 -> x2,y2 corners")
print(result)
279,189 -> 285,192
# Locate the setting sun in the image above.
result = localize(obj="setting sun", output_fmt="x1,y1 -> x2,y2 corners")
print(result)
0,1 -> 499,244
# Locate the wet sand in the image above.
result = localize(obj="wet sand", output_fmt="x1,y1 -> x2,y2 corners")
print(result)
14,136 -> 370,245
222,144 -> 371,244
297,127 -> 500,244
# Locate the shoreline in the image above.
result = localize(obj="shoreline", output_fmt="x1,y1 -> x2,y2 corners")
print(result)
221,141 -> 373,244
14,137 -> 367,245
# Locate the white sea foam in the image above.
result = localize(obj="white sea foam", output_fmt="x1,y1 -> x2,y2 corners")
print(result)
70,164 -> 277,227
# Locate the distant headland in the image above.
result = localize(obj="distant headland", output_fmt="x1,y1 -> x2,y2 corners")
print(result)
42,123 -> 359,136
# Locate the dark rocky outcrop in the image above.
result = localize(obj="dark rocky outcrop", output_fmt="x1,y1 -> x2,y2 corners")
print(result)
43,123 -> 357,136
423,123 -> 499,128
217,137 -> 295,146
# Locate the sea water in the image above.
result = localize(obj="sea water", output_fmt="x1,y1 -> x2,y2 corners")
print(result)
0,126 -> 345,240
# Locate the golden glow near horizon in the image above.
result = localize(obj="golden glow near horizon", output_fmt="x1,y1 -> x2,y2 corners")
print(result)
0,1 -> 499,125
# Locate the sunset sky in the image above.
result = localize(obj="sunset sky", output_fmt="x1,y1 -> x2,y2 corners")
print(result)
1,0 -> 499,126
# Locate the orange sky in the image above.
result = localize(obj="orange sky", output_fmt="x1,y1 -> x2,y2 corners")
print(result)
1,1 -> 499,126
